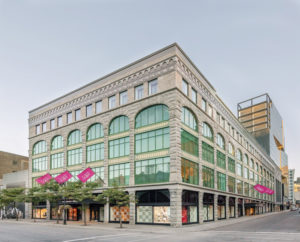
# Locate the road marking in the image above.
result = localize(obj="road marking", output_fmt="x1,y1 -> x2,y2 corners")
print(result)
212,230 -> 300,235
129,236 -> 165,242
62,233 -> 134,242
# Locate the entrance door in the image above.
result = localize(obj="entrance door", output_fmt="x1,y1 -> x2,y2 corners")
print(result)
90,206 -> 100,221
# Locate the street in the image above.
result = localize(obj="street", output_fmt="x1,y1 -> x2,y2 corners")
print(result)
0,211 -> 300,242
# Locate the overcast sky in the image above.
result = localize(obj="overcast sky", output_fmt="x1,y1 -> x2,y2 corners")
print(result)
0,0 -> 299,178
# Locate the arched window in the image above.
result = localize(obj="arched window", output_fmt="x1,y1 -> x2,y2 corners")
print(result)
181,107 -> 198,131
244,154 -> 249,165
87,123 -> 104,141
135,104 -> 169,128
228,142 -> 234,156
32,140 -> 47,155
51,136 -> 63,150
109,116 -> 129,135
68,130 -> 82,146
216,133 -> 225,150
250,158 -> 254,169
236,149 -> 242,161
202,122 -> 213,141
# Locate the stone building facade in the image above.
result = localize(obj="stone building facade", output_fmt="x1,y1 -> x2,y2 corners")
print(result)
28,43 -> 281,226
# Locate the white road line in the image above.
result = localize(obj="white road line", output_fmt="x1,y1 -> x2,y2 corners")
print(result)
212,230 -> 300,235
62,233 -> 134,242
129,236 -> 165,242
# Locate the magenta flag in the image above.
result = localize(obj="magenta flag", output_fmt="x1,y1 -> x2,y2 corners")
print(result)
55,170 -> 73,184
77,168 -> 95,183
265,187 -> 274,195
254,184 -> 266,193
36,173 -> 52,185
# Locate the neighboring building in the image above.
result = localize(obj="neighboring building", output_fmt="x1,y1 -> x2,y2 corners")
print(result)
28,43 -> 281,227
288,169 -> 295,205
0,170 -> 29,219
237,94 -> 289,210
0,151 -> 28,188
294,178 -> 300,192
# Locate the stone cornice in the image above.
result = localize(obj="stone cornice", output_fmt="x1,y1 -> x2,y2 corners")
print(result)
29,56 -> 177,127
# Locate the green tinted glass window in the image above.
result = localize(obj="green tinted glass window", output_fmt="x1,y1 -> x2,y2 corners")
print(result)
202,122 -> 213,141
202,141 -> 214,164
135,157 -> 170,184
87,123 -> 104,141
217,150 -> 226,169
109,116 -> 129,135
181,129 -> 199,156
228,157 -> 235,173
51,136 -> 63,150
135,105 -> 169,128
228,176 -> 235,193
202,166 -> 214,188
217,172 -> 226,191
109,137 -> 130,159
87,143 -> 104,162
108,163 -> 130,186
68,130 -> 82,146
181,107 -> 198,131
181,158 -> 199,185
33,140 -> 47,155
67,148 -> 82,166
50,152 -> 64,169
32,156 -> 47,172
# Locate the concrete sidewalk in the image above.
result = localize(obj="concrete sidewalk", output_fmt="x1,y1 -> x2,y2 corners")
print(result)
0,210 -> 290,234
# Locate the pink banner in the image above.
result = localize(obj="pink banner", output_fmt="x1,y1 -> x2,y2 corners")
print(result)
77,167 -> 95,183
36,173 -> 52,185
254,184 -> 274,194
55,170 -> 72,184
254,184 -> 266,193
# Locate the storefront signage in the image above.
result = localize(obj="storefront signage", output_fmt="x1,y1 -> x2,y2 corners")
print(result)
55,170 -> 72,184
77,167 -> 95,183
36,173 -> 52,185
254,184 -> 274,194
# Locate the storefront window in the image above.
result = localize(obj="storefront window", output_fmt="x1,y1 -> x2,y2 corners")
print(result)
229,197 -> 235,218
182,190 -> 198,224
203,193 -> 214,222
217,195 -> 226,220
136,190 -> 170,224
110,206 -> 130,222
32,208 -> 47,219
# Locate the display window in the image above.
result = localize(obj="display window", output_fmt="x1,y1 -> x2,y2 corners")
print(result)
217,196 -> 226,220
90,205 -> 104,222
182,190 -> 198,224
136,190 -> 170,224
229,197 -> 235,218
203,193 -> 214,222
68,207 -> 79,221
110,206 -> 130,222
33,208 -> 47,219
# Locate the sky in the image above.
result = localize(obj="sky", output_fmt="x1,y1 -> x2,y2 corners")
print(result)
0,0 -> 299,178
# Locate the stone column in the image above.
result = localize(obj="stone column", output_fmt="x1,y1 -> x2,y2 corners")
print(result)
170,188 -> 182,227
242,199 -> 245,216
235,197 -> 238,218
47,200 -> 51,220
199,191 -> 204,224
225,196 -> 229,220
214,193 -> 218,221
129,191 -> 136,225
104,202 -> 109,223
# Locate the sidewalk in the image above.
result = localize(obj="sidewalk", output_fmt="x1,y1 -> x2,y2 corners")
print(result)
0,210 -> 290,234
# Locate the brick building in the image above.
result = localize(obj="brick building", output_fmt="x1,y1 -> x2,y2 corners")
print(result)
28,43 -> 283,226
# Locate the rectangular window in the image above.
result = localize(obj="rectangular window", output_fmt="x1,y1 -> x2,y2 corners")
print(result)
217,172 -> 226,191
42,122 -> 47,132
87,143 -> 104,162
96,101 -> 102,113
217,150 -> 226,169
228,157 -> 235,173
249,170 -> 254,180
109,136 -> 130,159
57,116 -> 62,127
228,176 -> 236,193
244,182 -> 249,196
182,79 -> 188,95
236,163 -> 242,177
135,85 -> 144,100
50,152 -> 64,169
67,112 -> 72,124
75,109 -> 81,121
181,158 -> 199,185
181,129 -> 199,157
67,148 -> 82,166
148,79 -> 158,95
202,142 -> 214,164
201,98 -> 207,111
109,95 -> 116,109
50,119 -> 55,130
135,157 -> 170,184
237,179 -> 243,194
135,128 -> 169,154
108,163 -> 130,186
87,167 -> 104,184
244,167 -> 249,179
32,156 -> 47,172
208,105 -> 213,117
191,88 -> 197,103
86,104 -> 92,117
36,125 -> 40,135
202,166 -> 214,188
120,91 -> 128,105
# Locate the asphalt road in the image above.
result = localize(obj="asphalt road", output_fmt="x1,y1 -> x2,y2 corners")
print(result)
0,211 -> 299,242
